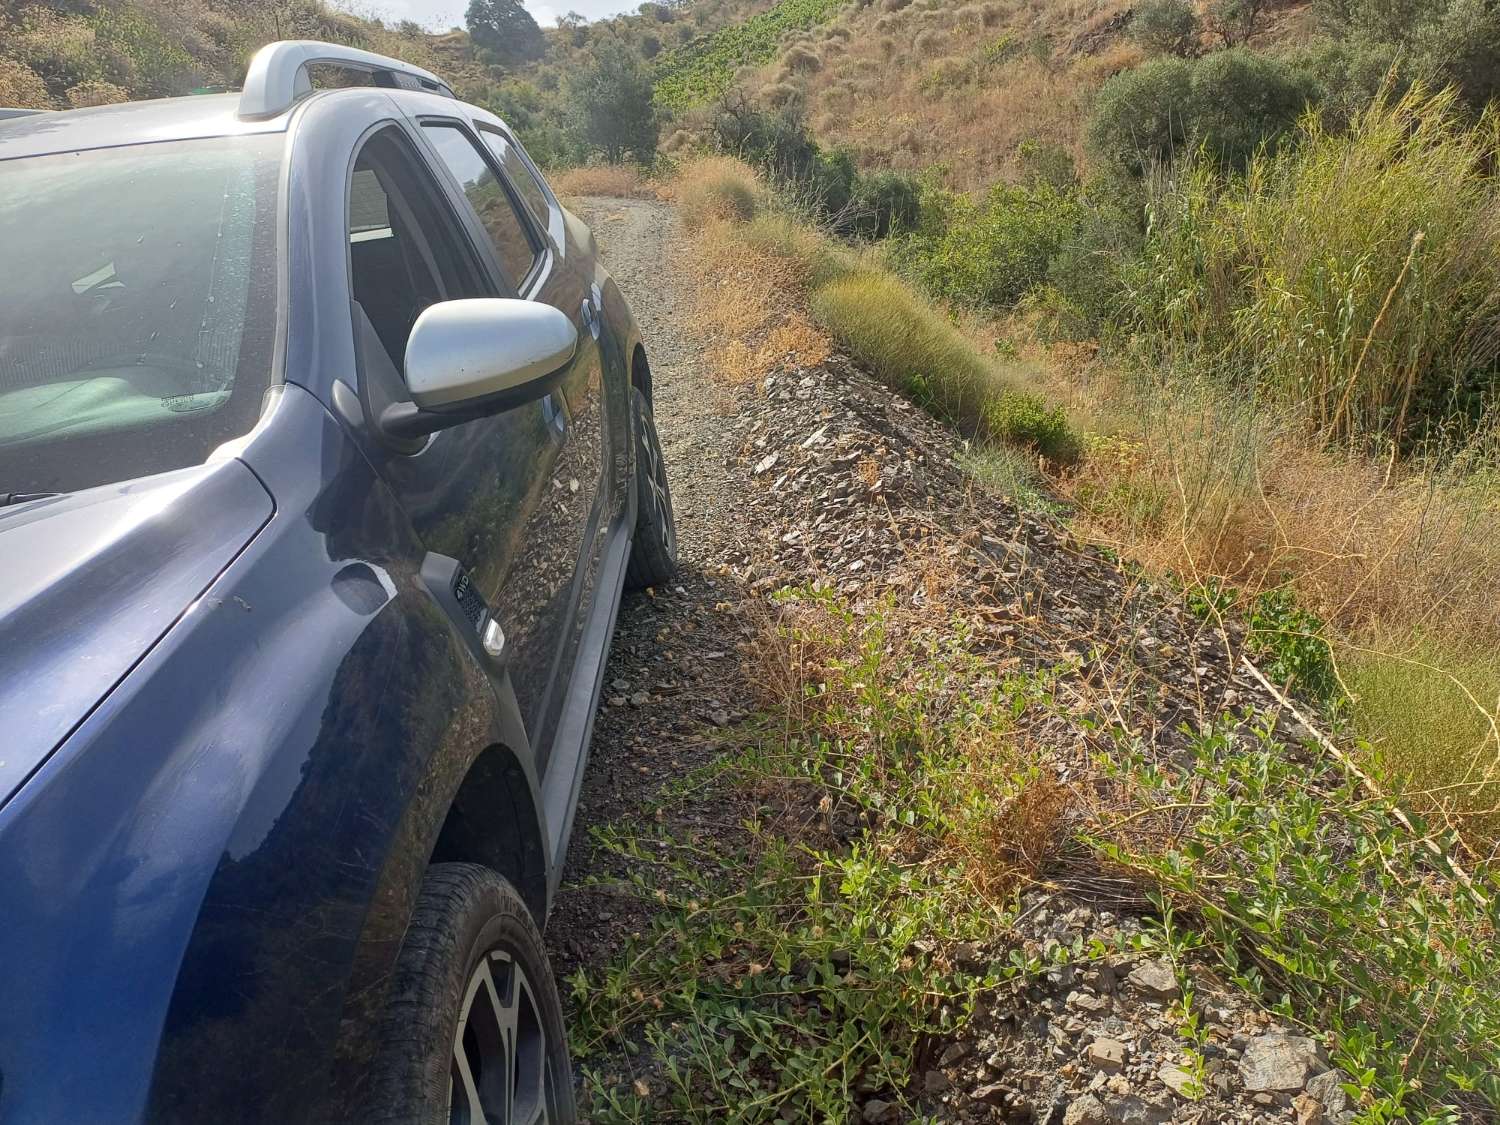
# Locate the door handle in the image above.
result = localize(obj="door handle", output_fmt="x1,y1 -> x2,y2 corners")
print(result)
580,296 -> 600,340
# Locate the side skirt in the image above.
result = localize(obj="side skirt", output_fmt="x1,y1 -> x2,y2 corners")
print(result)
538,512 -> 633,905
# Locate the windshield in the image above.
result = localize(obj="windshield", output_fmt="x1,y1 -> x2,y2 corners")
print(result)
0,134 -> 283,495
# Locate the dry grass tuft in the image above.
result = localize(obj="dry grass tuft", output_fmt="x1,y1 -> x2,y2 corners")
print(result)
548,164 -> 657,200
672,155 -> 761,228
1055,363 -> 1500,846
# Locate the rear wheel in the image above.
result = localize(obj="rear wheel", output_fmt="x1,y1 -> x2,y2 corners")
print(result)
368,863 -> 575,1125
625,387 -> 676,589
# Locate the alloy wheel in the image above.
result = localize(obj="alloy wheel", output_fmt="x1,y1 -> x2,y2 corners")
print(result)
448,948 -> 560,1125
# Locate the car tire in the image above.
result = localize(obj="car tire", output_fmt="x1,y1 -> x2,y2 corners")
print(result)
625,386 -> 677,589
367,863 -> 576,1125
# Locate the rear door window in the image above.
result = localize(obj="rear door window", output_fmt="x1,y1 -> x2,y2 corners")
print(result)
478,127 -> 553,233
422,122 -> 543,292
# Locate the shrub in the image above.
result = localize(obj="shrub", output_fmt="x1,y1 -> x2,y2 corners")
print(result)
782,42 -> 821,72
846,170 -> 922,238
66,80 -> 129,107
1088,50 -> 1317,175
1130,0 -> 1200,56
1086,56 -> 1194,175
566,39 -> 658,164
1125,85 -> 1500,449
982,392 -> 1081,460
1285,36 -> 1410,132
0,58 -> 50,109
896,181 -> 1087,308
677,155 -> 761,226
1419,0 -> 1500,111
1187,48 -> 1319,168
810,270 -> 1079,457
1204,0 -> 1267,45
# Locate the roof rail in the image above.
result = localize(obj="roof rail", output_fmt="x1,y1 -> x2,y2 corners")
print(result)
238,39 -> 455,120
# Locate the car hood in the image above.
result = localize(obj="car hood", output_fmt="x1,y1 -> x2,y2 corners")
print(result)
0,459 -> 273,808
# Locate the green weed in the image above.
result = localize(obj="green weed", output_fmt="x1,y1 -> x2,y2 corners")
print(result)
1090,721 -> 1500,1120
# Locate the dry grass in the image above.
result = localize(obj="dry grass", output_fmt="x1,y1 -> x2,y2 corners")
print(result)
761,0 -> 1143,189
548,164 -> 658,200
1051,360 -> 1500,845
671,154 -> 763,227
678,208 -> 832,384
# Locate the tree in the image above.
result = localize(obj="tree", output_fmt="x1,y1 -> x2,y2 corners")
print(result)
566,40 -> 658,164
466,0 -> 546,64
1205,0 -> 1266,46
1131,0 -> 1201,55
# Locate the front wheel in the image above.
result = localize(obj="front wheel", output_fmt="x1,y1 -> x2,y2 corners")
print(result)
367,864 -> 576,1125
625,387 -> 677,589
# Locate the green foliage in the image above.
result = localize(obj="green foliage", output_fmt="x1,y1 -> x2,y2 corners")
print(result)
1086,56 -> 1195,175
1204,0 -> 1266,46
895,181 -> 1088,308
1245,588 -> 1342,707
567,39 -> 659,164
1087,50 -> 1316,175
710,103 -> 920,238
1090,721 -> 1500,1120
1130,0 -> 1201,56
1188,49 -> 1319,167
652,0 -> 845,110
466,0 -> 546,63
1125,85 -> 1500,449
846,170 -> 922,239
1311,0 -> 1500,114
1284,37 -> 1410,132
475,78 -> 583,167
571,596 -> 1090,1120
1343,636 -> 1500,838
982,392 -> 1082,461
808,269 -> 1081,459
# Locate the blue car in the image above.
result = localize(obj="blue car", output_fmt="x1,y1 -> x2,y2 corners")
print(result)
0,40 -> 676,1124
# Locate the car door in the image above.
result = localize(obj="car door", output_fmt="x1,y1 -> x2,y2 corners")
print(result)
341,123 -> 575,771
417,117 -> 609,762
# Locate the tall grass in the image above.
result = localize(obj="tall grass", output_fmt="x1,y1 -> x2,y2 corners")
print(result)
675,159 -> 1081,460
1129,85 -> 1500,451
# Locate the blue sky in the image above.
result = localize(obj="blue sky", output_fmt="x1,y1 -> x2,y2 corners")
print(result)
344,0 -> 636,33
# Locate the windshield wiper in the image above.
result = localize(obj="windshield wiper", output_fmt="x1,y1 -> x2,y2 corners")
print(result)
0,491 -> 58,508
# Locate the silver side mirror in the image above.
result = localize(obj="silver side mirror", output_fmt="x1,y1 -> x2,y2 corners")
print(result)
379,298 -> 576,438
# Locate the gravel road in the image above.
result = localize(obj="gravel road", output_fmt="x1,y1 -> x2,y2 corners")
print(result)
546,197 -> 757,979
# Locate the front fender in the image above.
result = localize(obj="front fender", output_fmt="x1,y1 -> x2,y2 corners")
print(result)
0,387 -> 537,1123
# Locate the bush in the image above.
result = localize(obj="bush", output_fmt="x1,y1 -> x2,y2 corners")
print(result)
566,39 -> 658,164
810,269 -> 1079,457
677,155 -> 761,226
1086,56 -> 1194,175
1130,0 -> 1200,55
982,392 -> 1081,460
1285,37 -> 1410,132
896,181 -> 1087,308
1125,85 -> 1500,449
67,80 -> 128,107
1088,50 -> 1317,175
0,58 -> 50,109
711,100 -> 915,238
846,170 -> 922,238
1187,48 -> 1319,168
1420,0 -> 1500,111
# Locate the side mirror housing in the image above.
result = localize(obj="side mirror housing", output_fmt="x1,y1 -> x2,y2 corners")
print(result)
380,298 -> 577,439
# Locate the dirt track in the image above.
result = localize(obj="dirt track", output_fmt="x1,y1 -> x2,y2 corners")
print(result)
547,197 -> 757,980
544,197 -> 1328,1124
